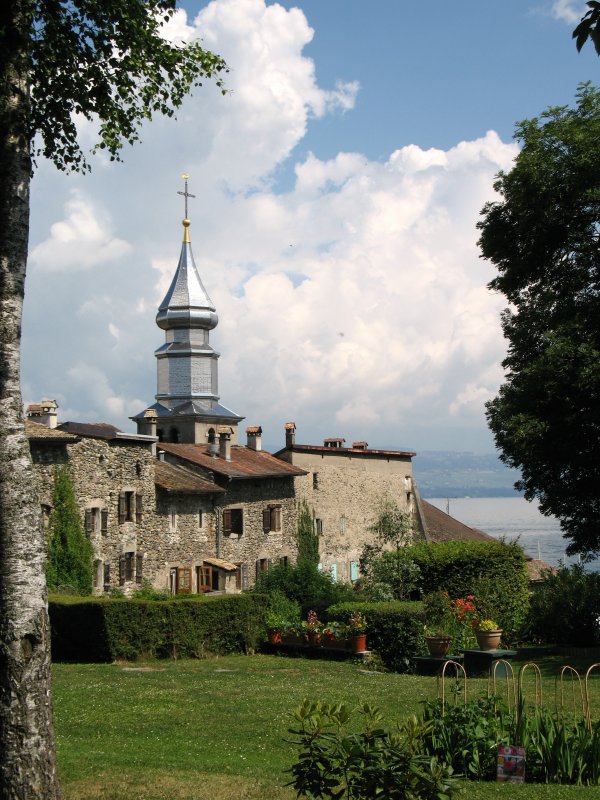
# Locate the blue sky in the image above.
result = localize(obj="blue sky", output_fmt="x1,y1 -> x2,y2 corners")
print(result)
23,1 -> 596,456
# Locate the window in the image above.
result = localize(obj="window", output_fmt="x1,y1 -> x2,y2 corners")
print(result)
93,559 -> 103,590
169,506 -> 177,531
279,555 -> 289,568
255,558 -> 272,578
315,518 -> 324,535
176,566 -> 192,594
312,472 -> 319,490
223,508 -> 243,535
85,507 -> 100,534
197,565 -> 214,593
235,563 -> 248,590
350,561 -> 359,581
103,563 -> 111,593
119,552 -> 135,585
330,563 -> 337,582
207,428 -> 216,444
198,510 -> 203,528
118,491 -> 142,524
136,553 -> 143,585
262,505 -> 282,533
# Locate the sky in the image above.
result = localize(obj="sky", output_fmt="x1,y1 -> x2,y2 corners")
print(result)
23,0 -> 597,456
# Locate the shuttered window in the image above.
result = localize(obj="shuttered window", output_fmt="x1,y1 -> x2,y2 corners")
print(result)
135,553 -> 143,584
103,563 -> 111,593
263,506 -> 282,533
85,509 -> 93,534
118,492 -> 135,523
197,565 -> 212,593
350,561 -> 359,581
177,567 -> 192,594
101,509 -> 108,535
136,492 -> 143,525
223,508 -> 243,535
119,552 -> 135,584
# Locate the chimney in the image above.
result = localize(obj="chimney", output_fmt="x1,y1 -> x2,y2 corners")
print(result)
218,426 -> 232,461
137,408 -> 158,438
284,421 -> 296,448
26,399 -> 58,429
246,425 -> 262,451
352,441 -> 368,451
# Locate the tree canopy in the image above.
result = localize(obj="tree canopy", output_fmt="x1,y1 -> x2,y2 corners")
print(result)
478,83 -> 600,558
573,1 -> 600,55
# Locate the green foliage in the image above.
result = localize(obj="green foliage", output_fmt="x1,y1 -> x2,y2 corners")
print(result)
408,540 -> 530,641
253,561 -> 353,616
265,590 -> 301,630
528,564 -> 600,647
10,0 -> 227,171
478,84 -> 600,558
573,2 -> 600,54
46,466 -> 93,595
327,601 -> 427,673
358,548 -> 421,601
287,699 -> 458,799
368,496 -> 415,549
49,593 -> 268,661
297,498 -> 320,566
420,695 -> 600,786
423,591 -> 478,650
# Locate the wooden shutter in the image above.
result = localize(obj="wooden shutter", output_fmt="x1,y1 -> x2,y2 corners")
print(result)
135,553 -> 143,584
118,493 -> 126,524
273,506 -> 282,532
222,509 -> 232,534
198,566 -> 211,593
103,563 -> 111,593
135,492 -> 143,525
267,558 -> 273,570
125,553 -> 134,581
262,508 -> 271,532
101,509 -> 108,535
255,560 -> 260,580
85,509 -> 93,534
241,563 -> 248,589
119,554 -> 126,585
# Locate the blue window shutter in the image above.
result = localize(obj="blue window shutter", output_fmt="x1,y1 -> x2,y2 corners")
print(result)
330,564 -> 337,582
350,561 -> 359,581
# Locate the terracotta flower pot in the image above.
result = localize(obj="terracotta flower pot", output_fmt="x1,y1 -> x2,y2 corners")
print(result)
475,629 -> 502,650
425,635 -> 452,658
267,629 -> 282,645
351,633 -> 367,653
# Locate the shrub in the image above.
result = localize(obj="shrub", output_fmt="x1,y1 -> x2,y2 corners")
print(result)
287,699 -> 458,799
253,561 -> 353,616
46,466 -> 93,594
528,564 -> 600,646
327,601 -> 426,672
407,540 -> 530,641
49,593 -> 268,662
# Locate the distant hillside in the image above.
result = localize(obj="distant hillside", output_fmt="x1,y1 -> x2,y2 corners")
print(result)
413,451 -> 522,498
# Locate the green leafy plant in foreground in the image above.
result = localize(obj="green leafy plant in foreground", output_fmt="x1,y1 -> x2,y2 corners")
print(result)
287,699 -> 457,799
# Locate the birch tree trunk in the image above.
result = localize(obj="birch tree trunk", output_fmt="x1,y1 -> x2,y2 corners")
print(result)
0,3 -> 62,797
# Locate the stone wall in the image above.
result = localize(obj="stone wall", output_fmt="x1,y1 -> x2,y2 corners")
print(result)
285,450 -> 415,582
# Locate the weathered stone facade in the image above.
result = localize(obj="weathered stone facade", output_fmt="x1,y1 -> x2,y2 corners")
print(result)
276,431 -> 417,582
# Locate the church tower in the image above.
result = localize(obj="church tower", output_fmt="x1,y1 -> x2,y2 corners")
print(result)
132,175 -> 243,445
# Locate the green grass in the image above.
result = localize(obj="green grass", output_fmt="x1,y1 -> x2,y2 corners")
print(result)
52,651 -> 600,800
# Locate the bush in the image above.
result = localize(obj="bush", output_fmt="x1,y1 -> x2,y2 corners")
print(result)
407,540 -> 530,641
287,699 -> 458,799
253,561 -> 353,616
327,601 -> 426,673
528,564 -> 600,646
49,593 -> 269,662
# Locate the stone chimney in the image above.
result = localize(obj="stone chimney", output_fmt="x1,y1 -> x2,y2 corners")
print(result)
218,426 -> 232,461
352,441 -> 368,451
284,421 -> 296,448
137,408 -> 158,438
246,425 -> 262,451
26,399 -> 58,429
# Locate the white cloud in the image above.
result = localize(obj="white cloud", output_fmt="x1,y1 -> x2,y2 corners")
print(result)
30,192 -> 131,270
550,0 -> 585,24
23,0 -> 520,452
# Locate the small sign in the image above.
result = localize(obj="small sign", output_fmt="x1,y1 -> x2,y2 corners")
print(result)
497,745 -> 525,783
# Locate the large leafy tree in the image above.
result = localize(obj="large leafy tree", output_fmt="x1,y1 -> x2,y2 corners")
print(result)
478,84 -> 600,559
0,2 -> 225,796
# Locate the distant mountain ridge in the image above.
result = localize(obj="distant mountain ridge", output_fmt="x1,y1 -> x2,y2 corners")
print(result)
412,451 -> 522,498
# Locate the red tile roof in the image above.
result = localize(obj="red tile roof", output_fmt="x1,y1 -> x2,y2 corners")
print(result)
25,420 -> 78,443
155,461 -> 224,494
277,443 -> 416,459
420,499 -> 493,543
158,443 -> 306,479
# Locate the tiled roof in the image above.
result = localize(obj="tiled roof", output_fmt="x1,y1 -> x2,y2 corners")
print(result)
158,443 -> 306,479
58,421 -> 122,440
154,461 -> 224,494
276,443 -> 416,458
420,499 -> 493,543
25,420 -> 78,443
525,559 -> 556,582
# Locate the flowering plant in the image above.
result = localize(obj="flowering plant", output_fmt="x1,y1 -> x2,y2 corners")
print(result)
424,591 -> 478,650
301,610 -> 323,634
348,611 -> 367,632
476,618 -> 500,632
322,621 -> 347,640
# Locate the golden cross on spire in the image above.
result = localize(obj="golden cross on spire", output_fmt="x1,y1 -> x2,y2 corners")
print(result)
177,173 -> 196,219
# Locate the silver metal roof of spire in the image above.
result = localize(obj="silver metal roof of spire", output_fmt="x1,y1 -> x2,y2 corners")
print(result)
156,181 -> 218,331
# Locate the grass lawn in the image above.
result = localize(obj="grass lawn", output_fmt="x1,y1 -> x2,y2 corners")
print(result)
52,649 -> 600,800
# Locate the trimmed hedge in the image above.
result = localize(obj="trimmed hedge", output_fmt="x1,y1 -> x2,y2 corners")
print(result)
49,593 -> 269,662
407,540 -> 530,640
327,600 -> 426,673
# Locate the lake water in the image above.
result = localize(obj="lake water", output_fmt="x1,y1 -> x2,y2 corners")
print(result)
426,496 -> 600,572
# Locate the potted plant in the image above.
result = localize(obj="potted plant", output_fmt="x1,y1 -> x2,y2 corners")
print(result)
302,610 -> 323,646
424,626 -> 453,658
265,610 -> 287,644
322,621 -> 349,650
348,611 -> 368,653
475,619 -> 502,650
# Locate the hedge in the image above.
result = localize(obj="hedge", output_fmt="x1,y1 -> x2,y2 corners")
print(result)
406,540 -> 530,641
49,593 -> 269,662
327,600 -> 426,673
